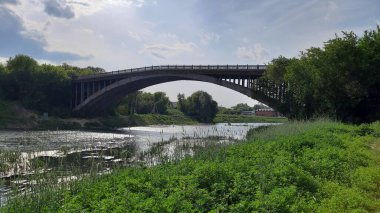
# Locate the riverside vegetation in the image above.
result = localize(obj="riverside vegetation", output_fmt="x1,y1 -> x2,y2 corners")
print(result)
0,99 -> 284,130
1,120 -> 380,212
266,27 -> 380,123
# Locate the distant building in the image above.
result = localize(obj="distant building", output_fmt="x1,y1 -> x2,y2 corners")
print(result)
240,111 -> 255,115
255,108 -> 281,117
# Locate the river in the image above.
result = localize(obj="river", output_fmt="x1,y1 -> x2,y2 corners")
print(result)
0,122 -> 276,205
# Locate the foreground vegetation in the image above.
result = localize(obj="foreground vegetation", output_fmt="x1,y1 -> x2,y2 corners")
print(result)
2,120 -> 380,212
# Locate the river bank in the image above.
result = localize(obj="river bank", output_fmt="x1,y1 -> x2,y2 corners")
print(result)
0,100 -> 286,130
0,122 -> 272,206
2,120 -> 380,212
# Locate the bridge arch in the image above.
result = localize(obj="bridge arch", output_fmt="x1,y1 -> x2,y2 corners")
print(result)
71,65 -> 287,116
73,73 -> 256,116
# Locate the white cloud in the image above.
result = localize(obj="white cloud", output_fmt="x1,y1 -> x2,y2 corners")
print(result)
241,37 -> 250,44
44,0 -> 75,19
68,0 -> 148,16
36,58 -> 59,65
139,32 -> 199,60
0,56 -> 57,66
135,0 -> 144,8
128,30 -> 142,41
141,41 -> 197,59
325,1 -> 338,21
200,31 -> 220,45
3,0 -> 144,65
0,57 -> 8,64
236,43 -> 268,61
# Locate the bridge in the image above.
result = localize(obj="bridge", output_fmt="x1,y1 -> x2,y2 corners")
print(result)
71,65 -> 288,116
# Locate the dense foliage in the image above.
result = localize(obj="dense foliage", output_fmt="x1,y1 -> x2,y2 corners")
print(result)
213,114 -> 287,123
266,27 -> 380,123
0,55 -> 104,116
178,91 -> 218,123
218,103 -> 269,115
117,91 -> 170,115
3,120 -> 380,212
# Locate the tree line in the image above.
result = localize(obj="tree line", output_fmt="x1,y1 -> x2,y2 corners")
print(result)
0,55 -> 104,116
266,27 -> 380,123
117,91 -> 219,123
218,103 -> 269,115
117,91 -> 170,115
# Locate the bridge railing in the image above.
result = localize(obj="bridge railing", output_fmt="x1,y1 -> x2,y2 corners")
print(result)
74,64 -> 267,80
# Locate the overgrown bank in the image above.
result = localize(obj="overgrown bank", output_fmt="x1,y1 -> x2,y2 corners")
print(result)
0,101 -> 285,130
3,120 -> 380,212
214,114 -> 287,123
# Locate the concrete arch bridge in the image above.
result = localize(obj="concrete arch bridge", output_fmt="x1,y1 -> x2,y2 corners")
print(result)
71,65 -> 288,116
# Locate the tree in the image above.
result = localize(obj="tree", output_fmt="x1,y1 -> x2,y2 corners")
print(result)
6,55 -> 40,107
267,27 -> 380,122
230,103 -> 253,114
85,66 -> 105,74
217,107 -> 232,114
135,92 -> 154,114
266,56 -> 297,83
153,92 -> 170,114
178,91 -> 218,123
0,64 -> 10,99
117,91 -> 170,115
36,64 -> 71,114
0,54 -> 106,116
177,93 -> 186,112
253,104 -> 269,111
117,91 -> 139,115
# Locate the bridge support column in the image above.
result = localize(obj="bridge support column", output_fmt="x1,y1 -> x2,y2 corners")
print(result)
75,83 -> 78,107
92,81 -> 95,96
86,82 -> 90,100
80,82 -> 84,103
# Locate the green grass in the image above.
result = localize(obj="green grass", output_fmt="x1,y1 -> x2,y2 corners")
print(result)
133,110 -> 288,126
213,114 -> 288,123
2,120 -> 380,212
128,108 -> 198,126
99,109 -> 197,128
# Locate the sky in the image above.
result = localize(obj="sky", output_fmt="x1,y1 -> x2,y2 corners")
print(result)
0,0 -> 379,107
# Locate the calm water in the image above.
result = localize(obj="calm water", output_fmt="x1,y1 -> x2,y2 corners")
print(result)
0,122 -> 277,205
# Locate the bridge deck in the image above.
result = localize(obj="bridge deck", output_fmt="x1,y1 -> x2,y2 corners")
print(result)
74,64 -> 267,81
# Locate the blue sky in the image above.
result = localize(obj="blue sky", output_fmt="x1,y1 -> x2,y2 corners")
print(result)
0,0 -> 379,107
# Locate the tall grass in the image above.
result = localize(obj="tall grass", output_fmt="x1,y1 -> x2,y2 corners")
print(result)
213,114 -> 288,123
246,118 -> 340,141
